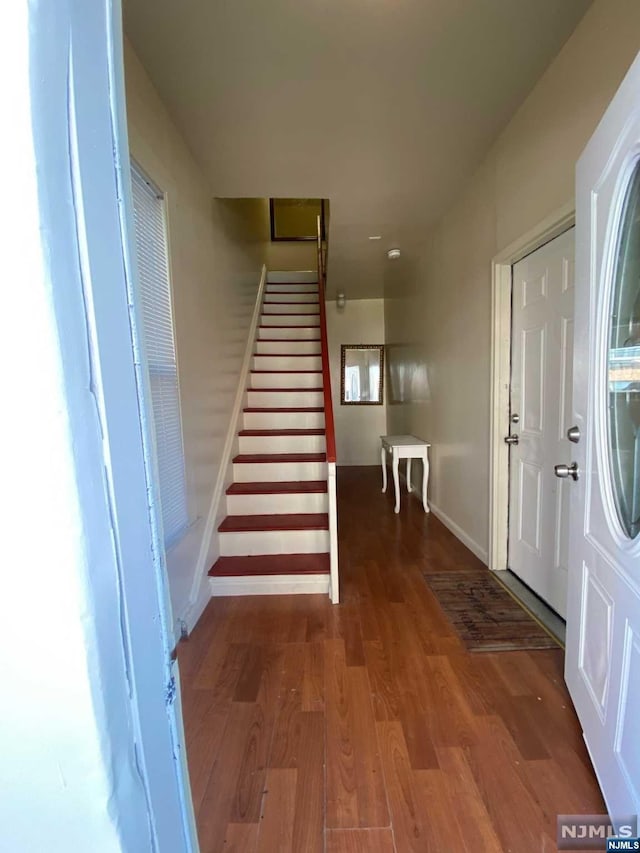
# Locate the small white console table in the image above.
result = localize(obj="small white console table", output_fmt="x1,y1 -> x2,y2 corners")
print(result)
380,435 -> 431,514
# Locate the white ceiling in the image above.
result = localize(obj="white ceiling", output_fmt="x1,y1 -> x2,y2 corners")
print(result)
124,0 -> 592,299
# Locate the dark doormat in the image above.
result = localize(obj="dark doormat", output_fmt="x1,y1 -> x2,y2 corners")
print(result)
423,570 -> 560,652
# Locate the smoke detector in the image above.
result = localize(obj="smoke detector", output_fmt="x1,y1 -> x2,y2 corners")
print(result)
387,248 -> 401,260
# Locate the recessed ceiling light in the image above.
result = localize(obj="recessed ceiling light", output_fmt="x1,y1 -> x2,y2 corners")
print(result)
368,235 -> 382,241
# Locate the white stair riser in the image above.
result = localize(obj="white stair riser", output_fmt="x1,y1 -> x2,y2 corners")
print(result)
255,340 -> 321,355
253,355 -> 322,371
233,460 -> 326,482
267,272 -> 318,284
247,389 -> 323,407
261,314 -> 320,327
219,528 -> 330,557
258,327 -> 320,340
209,575 -> 330,597
262,302 -> 319,315
243,410 -> 325,429
239,433 -> 325,454
264,292 -> 318,303
265,287 -> 319,296
226,491 -> 328,516
250,372 -> 322,389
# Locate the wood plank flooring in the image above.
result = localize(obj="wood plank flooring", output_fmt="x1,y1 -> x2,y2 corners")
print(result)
179,466 -> 604,852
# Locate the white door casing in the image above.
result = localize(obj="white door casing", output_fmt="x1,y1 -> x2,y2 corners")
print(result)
508,228 -> 575,617
566,51 -> 640,819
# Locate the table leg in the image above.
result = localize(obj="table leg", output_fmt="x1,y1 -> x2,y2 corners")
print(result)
393,451 -> 400,513
381,445 -> 387,492
406,457 -> 412,492
422,450 -> 430,513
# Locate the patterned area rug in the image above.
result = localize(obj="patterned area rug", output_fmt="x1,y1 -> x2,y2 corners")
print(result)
423,570 -> 560,652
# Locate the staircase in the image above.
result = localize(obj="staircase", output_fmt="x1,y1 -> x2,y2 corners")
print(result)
209,268 -> 339,601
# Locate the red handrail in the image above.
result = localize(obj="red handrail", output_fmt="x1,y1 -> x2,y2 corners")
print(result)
317,218 -> 336,463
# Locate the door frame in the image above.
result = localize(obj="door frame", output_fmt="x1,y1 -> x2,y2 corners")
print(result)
488,201 -> 575,572
16,0 -> 198,847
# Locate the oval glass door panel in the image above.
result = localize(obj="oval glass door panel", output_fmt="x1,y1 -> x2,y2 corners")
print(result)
608,162 -> 640,539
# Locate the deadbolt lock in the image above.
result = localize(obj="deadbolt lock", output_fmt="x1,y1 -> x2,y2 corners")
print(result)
567,425 -> 581,444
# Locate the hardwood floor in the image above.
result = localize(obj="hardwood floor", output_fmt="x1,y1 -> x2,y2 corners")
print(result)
179,466 -> 604,852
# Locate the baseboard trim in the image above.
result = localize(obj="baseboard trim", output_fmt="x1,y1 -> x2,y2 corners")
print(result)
428,501 -> 488,565
179,580 -> 211,635
208,573 -> 330,597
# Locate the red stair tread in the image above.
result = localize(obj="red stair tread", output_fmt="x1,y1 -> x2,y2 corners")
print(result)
227,480 -> 327,495
250,370 -> 322,374
239,429 -> 325,436
243,407 -> 324,413
249,387 -> 324,392
257,338 -> 320,342
264,299 -> 319,303
210,553 -> 329,577
253,353 -> 321,357
218,513 -> 329,532
233,452 -> 326,463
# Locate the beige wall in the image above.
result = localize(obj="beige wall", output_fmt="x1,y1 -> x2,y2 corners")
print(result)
384,0 -> 640,562
124,40 -> 269,627
327,299 -> 387,465
267,240 -> 317,271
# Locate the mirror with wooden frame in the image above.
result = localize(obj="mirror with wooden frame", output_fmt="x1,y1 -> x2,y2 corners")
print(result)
340,345 -> 385,405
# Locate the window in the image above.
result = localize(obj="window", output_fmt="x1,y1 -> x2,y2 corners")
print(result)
130,163 -> 188,548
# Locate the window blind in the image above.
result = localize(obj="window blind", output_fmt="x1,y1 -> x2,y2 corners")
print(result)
130,163 -> 189,548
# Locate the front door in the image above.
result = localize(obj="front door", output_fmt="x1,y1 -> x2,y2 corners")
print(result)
565,52 -> 640,818
508,228 -> 575,617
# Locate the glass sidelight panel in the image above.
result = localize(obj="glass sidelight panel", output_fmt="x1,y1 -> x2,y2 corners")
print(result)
608,162 -> 640,539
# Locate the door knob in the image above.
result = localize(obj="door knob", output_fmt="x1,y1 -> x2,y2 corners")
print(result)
554,462 -> 579,481
504,435 -> 519,445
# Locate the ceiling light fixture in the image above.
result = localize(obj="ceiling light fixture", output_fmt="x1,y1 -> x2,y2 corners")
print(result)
387,248 -> 401,260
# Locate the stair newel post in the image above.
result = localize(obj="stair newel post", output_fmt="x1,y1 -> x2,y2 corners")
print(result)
327,463 -> 339,603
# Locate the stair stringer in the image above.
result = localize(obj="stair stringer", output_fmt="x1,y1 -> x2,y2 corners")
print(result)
183,264 -> 267,627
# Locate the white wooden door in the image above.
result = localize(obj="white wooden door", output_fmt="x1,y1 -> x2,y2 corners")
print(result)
566,52 -> 640,818
508,228 -> 575,617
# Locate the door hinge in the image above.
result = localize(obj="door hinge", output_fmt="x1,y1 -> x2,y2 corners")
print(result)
165,675 -> 177,707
